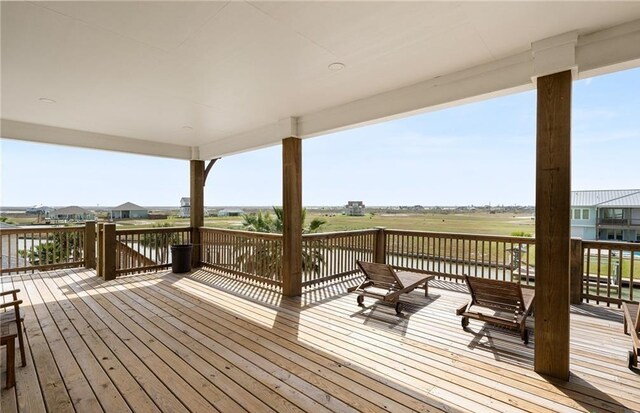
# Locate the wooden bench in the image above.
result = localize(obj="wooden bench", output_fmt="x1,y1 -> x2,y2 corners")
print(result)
348,261 -> 435,315
622,302 -> 639,370
456,275 -> 534,344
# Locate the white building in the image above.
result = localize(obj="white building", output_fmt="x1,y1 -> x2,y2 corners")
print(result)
109,202 -> 148,220
571,190 -> 640,242
179,197 -> 190,218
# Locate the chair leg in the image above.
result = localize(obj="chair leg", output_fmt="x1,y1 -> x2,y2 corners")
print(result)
6,339 -> 16,389
17,326 -> 26,367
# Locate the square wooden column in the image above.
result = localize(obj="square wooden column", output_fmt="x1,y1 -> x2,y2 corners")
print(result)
190,160 -> 204,268
282,137 -> 302,297
534,70 -> 572,380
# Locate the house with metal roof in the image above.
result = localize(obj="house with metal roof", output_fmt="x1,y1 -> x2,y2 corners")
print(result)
109,202 -> 148,220
571,190 -> 640,242
217,208 -> 245,217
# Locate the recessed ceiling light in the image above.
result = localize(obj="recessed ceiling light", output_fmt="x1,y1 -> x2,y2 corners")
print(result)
39,97 -> 56,103
182,126 -> 194,130
328,62 -> 345,71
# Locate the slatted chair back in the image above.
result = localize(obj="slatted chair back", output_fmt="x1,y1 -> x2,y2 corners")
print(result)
357,261 -> 404,289
464,275 -> 525,313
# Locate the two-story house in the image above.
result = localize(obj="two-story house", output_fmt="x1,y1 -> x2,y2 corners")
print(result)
571,190 -> 640,242
179,197 -> 190,218
345,201 -> 365,216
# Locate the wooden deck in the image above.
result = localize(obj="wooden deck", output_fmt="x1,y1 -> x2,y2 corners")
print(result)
1,268 -> 639,413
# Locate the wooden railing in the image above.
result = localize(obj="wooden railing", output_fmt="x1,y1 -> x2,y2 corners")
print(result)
1,224 -> 93,274
301,229 -> 377,287
579,239 -> 640,306
3,222 -> 638,306
113,227 -> 191,275
383,229 -> 537,286
200,228 -> 283,287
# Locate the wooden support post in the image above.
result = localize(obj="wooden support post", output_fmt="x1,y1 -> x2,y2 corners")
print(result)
190,160 -> 205,269
96,223 -> 104,277
102,223 -> 116,281
282,137 -> 302,297
570,238 -> 583,305
84,221 -> 96,269
374,227 -> 386,264
534,70 -> 572,381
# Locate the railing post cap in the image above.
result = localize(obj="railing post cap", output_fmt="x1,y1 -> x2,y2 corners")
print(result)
374,226 -> 386,230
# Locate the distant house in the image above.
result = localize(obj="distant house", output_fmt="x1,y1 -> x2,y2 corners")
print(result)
26,204 -> 53,215
218,208 -> 245,217
345,201 -> 365,216
50,206 -> 94,222
571,190 -> 640,242
110,202 -> 148,220
179,197 -> 190,218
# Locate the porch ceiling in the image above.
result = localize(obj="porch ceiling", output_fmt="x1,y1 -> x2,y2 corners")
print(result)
2,2 -> 640,159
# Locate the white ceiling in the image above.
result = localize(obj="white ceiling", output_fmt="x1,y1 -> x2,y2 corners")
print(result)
2,1 -> 640,159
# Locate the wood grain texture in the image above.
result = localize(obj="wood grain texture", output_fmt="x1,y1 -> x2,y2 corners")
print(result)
190,160 -> 205,268
374,227 -> 386,264
534,70 -> 572,380
570,239 -> 583,305
84,221 -> 96,269
102,223 -> 116,281
282,137 -> 302,297
3,267 -> 640,413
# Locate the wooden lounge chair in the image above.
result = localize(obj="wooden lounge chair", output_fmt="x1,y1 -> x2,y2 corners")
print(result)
1,289 -> 26,368
1,294 -> 23,389
456,275 -> 534,344
622,302 -> 639,370
348,261 -> 435,315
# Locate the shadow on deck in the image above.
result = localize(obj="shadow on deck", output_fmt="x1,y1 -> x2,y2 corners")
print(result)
1,267 -> 639,413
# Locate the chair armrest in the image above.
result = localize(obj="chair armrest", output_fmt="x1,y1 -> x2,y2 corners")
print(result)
0,289 -> 20,300
522,293 -> 535,314
456,302 -> 469,316
0,300 -> 23,310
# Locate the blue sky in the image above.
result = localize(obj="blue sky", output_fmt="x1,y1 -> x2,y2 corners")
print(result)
1,68 -> 639,207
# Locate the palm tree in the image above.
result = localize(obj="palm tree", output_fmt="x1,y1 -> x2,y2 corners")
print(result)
238,207 -> 327,279
139,222 -> 180,264
20,231 -> 81,266
243,207 -> 326,234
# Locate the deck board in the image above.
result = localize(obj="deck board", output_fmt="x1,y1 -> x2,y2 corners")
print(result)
1,268 -> 639,413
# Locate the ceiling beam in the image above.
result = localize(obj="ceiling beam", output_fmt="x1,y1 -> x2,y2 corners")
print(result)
1,119 -> 192,159
198,117 -> 297,160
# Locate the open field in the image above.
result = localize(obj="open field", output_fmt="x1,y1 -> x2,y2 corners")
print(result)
3,211 -> 537,236
307,211 -> 536,236
115,211 -> 537,236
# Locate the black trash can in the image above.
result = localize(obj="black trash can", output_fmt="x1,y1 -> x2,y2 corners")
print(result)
171,244 -> 193,273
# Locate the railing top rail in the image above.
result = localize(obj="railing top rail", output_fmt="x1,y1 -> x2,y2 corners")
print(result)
302,229 -> 378,240
581,239 -> 640,251
0,226 -> 86,235
384,228 -> 535,243
116,226 -> 192,235
200,226 -> 283,241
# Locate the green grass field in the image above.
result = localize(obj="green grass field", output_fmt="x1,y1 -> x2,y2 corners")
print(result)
305,211 -> 535,236
6,211 -> 536,236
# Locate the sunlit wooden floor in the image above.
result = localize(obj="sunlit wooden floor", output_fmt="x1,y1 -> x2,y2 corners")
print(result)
1,268 -> 639,413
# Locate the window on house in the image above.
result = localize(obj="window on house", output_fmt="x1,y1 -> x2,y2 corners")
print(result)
573,209 -> 581,220
582,209 -> 589,220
